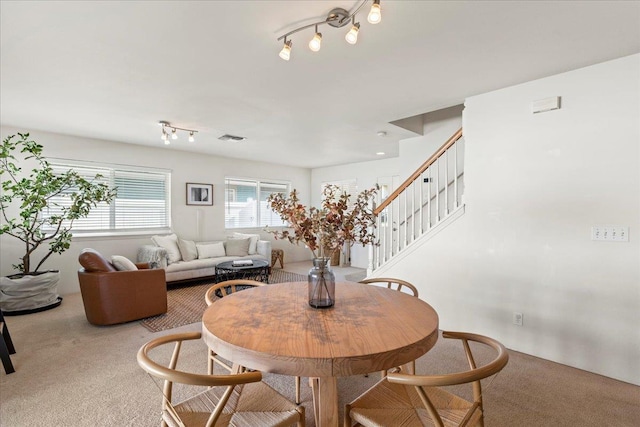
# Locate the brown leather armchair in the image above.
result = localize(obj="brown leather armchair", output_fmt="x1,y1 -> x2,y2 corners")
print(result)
77,248 -> 167,326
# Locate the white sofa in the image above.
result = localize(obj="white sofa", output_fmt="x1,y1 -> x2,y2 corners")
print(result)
137,233 -> 271,284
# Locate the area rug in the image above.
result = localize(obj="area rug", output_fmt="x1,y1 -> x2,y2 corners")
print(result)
140,270 -> 307,333
344,270 -> 367,282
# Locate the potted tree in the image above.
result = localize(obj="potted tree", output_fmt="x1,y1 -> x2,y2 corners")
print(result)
0,133 -> 117,314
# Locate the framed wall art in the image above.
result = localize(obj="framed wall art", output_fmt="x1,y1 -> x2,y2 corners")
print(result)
186,183 -> 213,206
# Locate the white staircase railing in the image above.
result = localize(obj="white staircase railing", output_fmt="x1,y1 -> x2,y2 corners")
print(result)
370,128 -> 464,271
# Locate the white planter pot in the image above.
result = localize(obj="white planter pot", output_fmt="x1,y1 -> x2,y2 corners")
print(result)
0,271 -> 62,314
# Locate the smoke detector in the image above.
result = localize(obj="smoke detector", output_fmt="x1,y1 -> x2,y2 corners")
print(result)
218,134 -> 247,142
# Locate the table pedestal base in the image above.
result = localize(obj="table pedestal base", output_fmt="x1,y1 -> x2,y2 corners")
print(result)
310,377 -> 339,427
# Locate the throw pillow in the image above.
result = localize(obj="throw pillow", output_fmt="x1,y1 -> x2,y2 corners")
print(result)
79,248 -> 117,273
151,233 -> 182,264
177,238 -> 198,262
224,237 -> 250,257
232,232 -> 260,255
197,242 -> 226,259
111,255 -> 138,271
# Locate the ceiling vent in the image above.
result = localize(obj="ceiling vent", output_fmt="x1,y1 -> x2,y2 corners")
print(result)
218,134 -> 247,142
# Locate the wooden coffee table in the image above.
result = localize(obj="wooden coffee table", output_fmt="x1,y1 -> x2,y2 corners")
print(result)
201,281 -> 439,427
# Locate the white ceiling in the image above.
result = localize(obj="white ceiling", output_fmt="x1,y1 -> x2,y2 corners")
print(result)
1,1 -> 639,168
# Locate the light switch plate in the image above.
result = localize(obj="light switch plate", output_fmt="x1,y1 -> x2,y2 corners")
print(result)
592,225 -> 629,242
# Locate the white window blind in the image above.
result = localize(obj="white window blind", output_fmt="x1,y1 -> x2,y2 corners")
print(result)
43,161 -> 171,234
225,178 -> 289,229
322,179 -> 358,206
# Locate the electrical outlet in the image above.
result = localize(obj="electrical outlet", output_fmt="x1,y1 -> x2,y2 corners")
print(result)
513,312 -> 523,326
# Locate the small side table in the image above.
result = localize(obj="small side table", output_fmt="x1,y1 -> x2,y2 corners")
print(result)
271,249 -> 284,269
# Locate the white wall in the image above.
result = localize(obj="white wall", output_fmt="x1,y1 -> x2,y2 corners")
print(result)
311,105 -> 464,268
0,128 -> 312,294
377,54 -> 640,385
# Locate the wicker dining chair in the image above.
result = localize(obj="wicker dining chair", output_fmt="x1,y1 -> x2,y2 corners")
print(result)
345,331 -> 509,427
204,279 -> 267,307
205,279 -> 304,404
359,277 -> 419,297
204,279 -> 267,373
137,331 -> 305,427
359,277 -> 420,376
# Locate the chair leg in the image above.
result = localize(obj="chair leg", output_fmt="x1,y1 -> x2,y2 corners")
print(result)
207,349 -> 214,375
296,404 -> 305,427
295,376 -> 301,404
309,377 -> 319,427
1,315 -> 16,374
0,311 -> 15,353
344,403 -> 353,427
1,331 -> 15,374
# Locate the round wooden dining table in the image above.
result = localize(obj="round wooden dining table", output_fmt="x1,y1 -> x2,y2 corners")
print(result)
201,281 -> 439,427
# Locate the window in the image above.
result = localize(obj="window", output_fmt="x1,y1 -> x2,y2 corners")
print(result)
322,179 -> 358,205
43,161 -> 171,235
224,178 -> 290,229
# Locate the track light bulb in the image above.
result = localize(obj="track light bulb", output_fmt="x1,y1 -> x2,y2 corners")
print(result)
171,128 -> 178,140
368,1 -> 381,24
164,139 -> 170,145
345,22 -> 360,44
309,32 -> 322,52
279,40 -> 292,61
188,132 -> 195,142
161,131 -> 167,141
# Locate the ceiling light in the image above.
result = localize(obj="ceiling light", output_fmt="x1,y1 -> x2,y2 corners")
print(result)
279,38 -> 292,61
368,0 -> 381,24
276,1 -> 381,61
158,121 -> 198,145
377,131 -> 387,137
308,26 -> 322,52
376,152 -> 385,156
345,19 -> 360,44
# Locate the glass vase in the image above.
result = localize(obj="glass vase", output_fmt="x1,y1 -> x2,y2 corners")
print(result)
308,257 -> 335,308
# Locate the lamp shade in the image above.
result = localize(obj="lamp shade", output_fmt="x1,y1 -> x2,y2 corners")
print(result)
345,23 -> 360,44
279,40 -> 292,60
368,2 -> 381,24
309,32 -> 322,52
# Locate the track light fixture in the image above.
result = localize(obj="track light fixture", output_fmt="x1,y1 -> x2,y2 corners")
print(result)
158,121 -> 198,145
276,0 -> 382,61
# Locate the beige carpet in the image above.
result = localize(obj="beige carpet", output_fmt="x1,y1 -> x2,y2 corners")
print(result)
140,270 -> 307,332
1,292 -> 639,426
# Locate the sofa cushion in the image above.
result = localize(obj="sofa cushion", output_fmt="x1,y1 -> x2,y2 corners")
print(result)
197,242 -> 226,259
225,238 -> 250,256
232,232 -> 260,255
111,255 -> 138,271
177,238 -> 198,262
151,234 -> 182,264
79,248 -> 117,273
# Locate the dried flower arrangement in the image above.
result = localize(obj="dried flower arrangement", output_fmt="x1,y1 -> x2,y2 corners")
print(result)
266,184 -> 379,259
